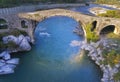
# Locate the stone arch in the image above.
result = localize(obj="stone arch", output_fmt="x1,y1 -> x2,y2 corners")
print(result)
100,25 -> 115,35
0,18 -> 8,29
91,20 -> 97,32
21,20 -> 28,28
33,15 -> 85,35
31,16 -> 85,42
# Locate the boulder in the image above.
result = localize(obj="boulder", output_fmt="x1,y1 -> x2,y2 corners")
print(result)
0,51 -> 19,75
19,36 -> 31,51
2,35 -> 18,44
25,36 -> 31,42
3,52 -> 11,60
0,60 -> 5,67
0,51 -> 11,60
97,48 -> 102,55
6,58 -> 19,65
2,35 -> 31,51
0,64 -> 15,74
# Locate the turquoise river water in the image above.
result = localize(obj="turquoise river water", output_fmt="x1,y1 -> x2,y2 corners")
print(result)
0,16 -> 102,82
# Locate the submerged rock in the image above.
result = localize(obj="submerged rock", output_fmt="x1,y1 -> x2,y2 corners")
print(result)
0,64 -> 15,74
0,51 -> 19,75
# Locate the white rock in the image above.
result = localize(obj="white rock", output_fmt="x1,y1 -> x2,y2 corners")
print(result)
90,7 -> 109,15
19,37 -> 31,51
25,36 -> 31,42
115,64 -> 120,68
0,51 -> 20,75
89,49 -> 95,54
0,51 -> 11,60
3,52 -> 11,60
2,35 -> 31,51
111,44 -> 117,46
0,60 -> 5,67
90,42 -> 99,48
0,51 -> 7,57
6,58 -> 19,65
2,35 -> 18,44
95,61 -> 100,65
0,64 -> 16,74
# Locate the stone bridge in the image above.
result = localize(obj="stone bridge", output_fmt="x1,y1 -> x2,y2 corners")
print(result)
0,9 -> 120,42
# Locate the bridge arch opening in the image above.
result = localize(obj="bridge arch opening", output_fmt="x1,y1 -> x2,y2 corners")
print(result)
21,20 -> 28,28
32,16 -> 85,43
33,16 -> 85,36
100,25 -> 115,35
91,21 -> 97,32
0,18 -> 8,29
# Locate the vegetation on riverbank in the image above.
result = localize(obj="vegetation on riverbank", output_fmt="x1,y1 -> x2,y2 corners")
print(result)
98,10 -> 120,18
84,23 -> 99,42
0,28 -> 28,50
114,70 -> 120,82
95,0 -> 120,5
100,33 -> 120,81
102,50 -> 120,67
102,48 -> 120,81
0,28 -> 27,39
84,23 -> 120,81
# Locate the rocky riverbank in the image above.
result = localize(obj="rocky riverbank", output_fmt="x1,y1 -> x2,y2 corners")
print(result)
0,34 -> 31,74
0,51 -> 19,74
2,35 -> 31,52
89,7 -> 109,15
101,4 -> 120,10
80,39 -> 120,82
89,3 -> 120,15
73,25 -> 84,36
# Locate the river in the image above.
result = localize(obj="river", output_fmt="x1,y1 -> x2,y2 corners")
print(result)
70,4 -> 117,15
0,3 -> 115,82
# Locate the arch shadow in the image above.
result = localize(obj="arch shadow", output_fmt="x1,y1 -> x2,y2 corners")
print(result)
91,21 -> 97,32
100,25 -> 115,35
0,18 -> 8,29
21,20 -> 28,28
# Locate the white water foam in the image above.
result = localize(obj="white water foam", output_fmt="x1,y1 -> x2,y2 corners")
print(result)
39,32 -> 51,37
70,40 -> 81,47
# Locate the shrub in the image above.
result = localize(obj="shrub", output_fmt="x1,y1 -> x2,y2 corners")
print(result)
0,28 -> 28,40
102,50 -> 120,67
84,23 -> 99,42
0,41 -> 19,50
98,10 -> 120,18
114,71 -> 120,82
0,28 -> 28,50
